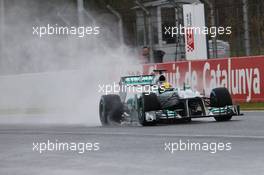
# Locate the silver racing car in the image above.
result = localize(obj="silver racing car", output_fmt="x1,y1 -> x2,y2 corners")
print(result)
99,70 -> 242,126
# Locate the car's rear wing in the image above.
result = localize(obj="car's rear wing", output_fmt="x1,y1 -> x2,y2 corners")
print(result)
120,75 -> 155,86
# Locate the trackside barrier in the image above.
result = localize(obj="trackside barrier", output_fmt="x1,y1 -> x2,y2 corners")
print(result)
143,56 -> 264,102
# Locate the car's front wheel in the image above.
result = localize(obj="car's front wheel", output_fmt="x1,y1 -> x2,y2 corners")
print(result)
138,93 -> 159,126
210,87 -> 233,121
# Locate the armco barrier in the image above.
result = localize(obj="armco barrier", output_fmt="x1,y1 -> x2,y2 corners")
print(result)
143,56 -> 264,102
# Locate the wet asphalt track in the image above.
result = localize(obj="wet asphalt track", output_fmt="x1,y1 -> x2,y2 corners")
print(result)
0,111 -> 264,175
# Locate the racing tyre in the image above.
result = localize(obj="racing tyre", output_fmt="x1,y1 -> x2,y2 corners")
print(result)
138,93 -> 160,126
99,95 -> 123,126
210,87 -> 233,121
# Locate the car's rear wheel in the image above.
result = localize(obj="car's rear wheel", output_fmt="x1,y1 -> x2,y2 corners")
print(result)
210,87 -> 233,121
99,95 -> 123,126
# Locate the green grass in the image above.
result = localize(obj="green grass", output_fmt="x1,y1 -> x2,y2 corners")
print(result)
239,102 -> 264,110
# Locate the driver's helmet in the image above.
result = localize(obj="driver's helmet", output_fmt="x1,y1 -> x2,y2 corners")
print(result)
157,75 -> 172,89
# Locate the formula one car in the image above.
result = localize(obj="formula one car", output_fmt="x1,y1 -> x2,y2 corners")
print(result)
99,70 -> 242,126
